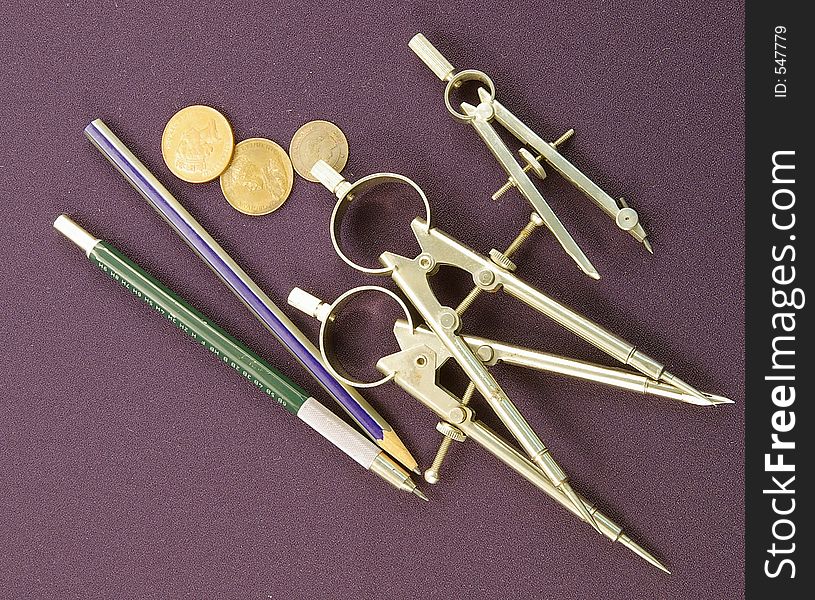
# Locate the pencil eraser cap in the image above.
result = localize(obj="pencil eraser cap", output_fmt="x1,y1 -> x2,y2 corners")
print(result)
54,214 -> 99,256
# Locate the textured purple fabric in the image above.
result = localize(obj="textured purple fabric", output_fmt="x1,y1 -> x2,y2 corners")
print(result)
0,2 -> 744,599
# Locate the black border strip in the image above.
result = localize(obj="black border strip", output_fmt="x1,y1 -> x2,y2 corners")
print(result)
745,3 -> 810,597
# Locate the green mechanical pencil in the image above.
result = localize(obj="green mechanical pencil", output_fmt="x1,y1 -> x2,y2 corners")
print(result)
54,215 -> 426,500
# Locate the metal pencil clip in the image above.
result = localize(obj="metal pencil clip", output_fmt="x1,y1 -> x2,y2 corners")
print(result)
408,33 -> 654,280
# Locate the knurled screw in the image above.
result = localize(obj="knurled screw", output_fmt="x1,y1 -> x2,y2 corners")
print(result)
491,129 -> 575,201
424,383 -> 475,484
454,212 -> 545,316
489,249 -> 517,272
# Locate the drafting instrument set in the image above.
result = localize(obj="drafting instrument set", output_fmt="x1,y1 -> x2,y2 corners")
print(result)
288,160 -> 731,572
410,34 -> 652,278
54,33 -> 733,574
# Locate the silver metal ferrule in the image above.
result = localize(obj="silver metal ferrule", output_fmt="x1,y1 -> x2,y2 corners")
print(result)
53,215 -> 100,256
369,453 -> 417,494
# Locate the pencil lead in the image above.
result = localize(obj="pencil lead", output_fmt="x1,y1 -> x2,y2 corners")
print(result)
619,533 -> 671,574
413,488 -> 429,501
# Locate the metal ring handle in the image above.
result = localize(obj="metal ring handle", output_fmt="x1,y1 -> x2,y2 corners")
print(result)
443,69 -> 496,121
318,285 -> 415,389
329,172 -> 432,275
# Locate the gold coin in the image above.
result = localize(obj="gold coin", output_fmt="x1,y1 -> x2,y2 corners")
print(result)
289,120 -> 349,182
161,105 -> 234,183
219,138 -> 294,216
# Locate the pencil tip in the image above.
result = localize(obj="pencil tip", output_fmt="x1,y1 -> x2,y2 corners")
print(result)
380,430 -> 420,473
413,488 -> 429,501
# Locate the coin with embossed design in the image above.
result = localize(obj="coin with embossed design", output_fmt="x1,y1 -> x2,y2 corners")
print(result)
219,138 -> 294,215
161,105 -> 234,183
289,120 -> 349,182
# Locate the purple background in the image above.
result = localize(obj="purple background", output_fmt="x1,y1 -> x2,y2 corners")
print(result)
0,1 -> 744,598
